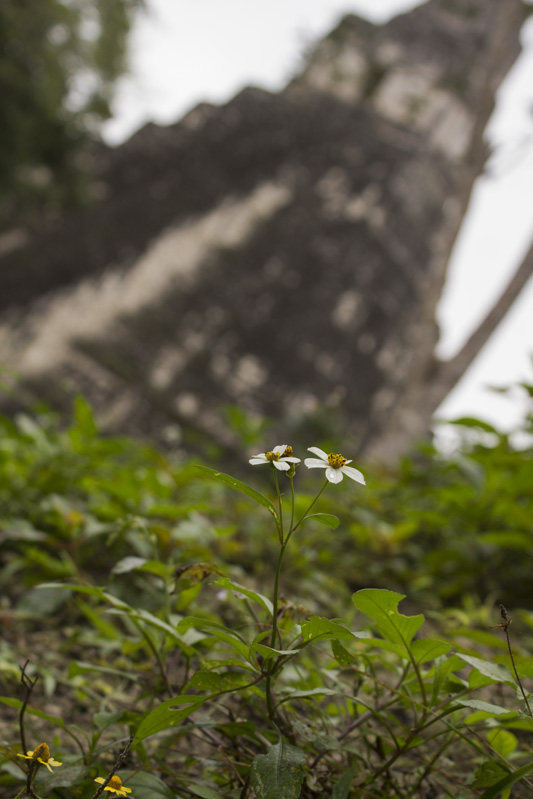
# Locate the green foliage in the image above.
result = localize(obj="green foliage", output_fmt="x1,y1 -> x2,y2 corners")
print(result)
250,740 -> 306,799
0,0 -> 142,217
2,397 -> 533,798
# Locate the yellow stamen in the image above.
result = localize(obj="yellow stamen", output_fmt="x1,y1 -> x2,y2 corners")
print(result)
265,451 -> 280,462
327,453 -> 347,469
282,446 -> 293,457
33,743 -> 50,762
109,777 -> 123,790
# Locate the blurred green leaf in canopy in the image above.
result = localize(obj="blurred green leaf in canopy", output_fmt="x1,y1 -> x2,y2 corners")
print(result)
0,0 -> 143,217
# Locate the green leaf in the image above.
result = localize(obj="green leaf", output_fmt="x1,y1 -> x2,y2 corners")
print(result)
278,687 -> 342,704
107,608 -> 196,655
117,770 -> 175,799
250,739 -> 306,799
352,589 -> 424,650
182,782 -> 221,799
304,513 -> 340,529
111,556 -> 148,575
457,655 -> 515,687
112,557 -> 170,579
479,531 -> 533,550
301,617 -> 354,643
448,417 -> 499,433
195,465 -> 280,527
411,638 -> 451,664
330,765 -> 357,798
293,721 -> 340,751
93,710 -> 125,731
252,644 -> 298,661
134,696 -> 208,742
478,762 -> 533,799
35,765 -> 88,791
67,661 -> 139,682
177,617 -> 251,659
457,699 -> 516,718
472,760 -> 509,789
331,640 -> 355,666
352,633 -> 407,659
487,728 -> 518,758
213,576 -> 273,615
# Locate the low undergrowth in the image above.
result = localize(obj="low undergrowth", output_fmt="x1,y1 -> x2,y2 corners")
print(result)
1,396 -> 533,798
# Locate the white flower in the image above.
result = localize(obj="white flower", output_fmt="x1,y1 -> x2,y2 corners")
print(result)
304,447 -> 365,485
249,445 -> 301,472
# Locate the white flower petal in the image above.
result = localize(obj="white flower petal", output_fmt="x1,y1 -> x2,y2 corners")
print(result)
343,459 -> 353,465
250,453 -> 267,460
304,458 -> 328,469
342,465 -> 366,484
273,460 -> 290,471
249,457 -> 268,465
273,445 -> 287,455
307,446 -> 328,461
326,466 -> 343,484
283,457 -> 301,463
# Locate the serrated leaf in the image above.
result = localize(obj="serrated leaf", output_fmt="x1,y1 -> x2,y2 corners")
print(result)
177,617 -> 250,659
117,770 -> 175,799
304,513 -> 340,529
458,655 -> 515,687
301,617 -> 354,643
35,765 -> 88,790
278,687 -> 341,704
250,739 -> 305,799
478,762 -> 533,799
293,721 -> 339,751
352,633 -> 407,659
487,728 -> 518,758
252,644 -> 298,660
213,576 -> 273,615
195,465 -> 280,528
411,638 -> 451,664
457,699 -> 516,717
353,589 -> 424,649
330,765 -> 357,798
331,640 -> 354,666
93,710 -> 125,731
472,760 -> 509,789
111,556 -> 149,574
133,696 -> 208,742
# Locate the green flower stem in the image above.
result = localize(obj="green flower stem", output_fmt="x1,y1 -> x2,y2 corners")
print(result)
270,542 -> 287,650
264,476 -> 329,724
130,618 -> 172,697
289,475 -> 295,533
272,467 -> 284,544
287,478 -> 329,542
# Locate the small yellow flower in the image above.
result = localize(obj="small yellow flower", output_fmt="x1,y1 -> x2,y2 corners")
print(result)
94,775 -> 132,796
17,742 -> 62,772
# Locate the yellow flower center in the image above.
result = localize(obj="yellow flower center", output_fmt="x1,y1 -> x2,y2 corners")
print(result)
34,743 -> 50,762
109,777 -> 123,790
282,446 -> 293,457
265,451 -> 280,462
327,453 -> 347,469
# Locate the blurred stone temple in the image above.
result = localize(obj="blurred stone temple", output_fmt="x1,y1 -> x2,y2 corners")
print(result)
0,0 -> 529,459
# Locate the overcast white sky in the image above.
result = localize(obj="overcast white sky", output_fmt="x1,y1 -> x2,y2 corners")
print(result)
102,0 -> 533,432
